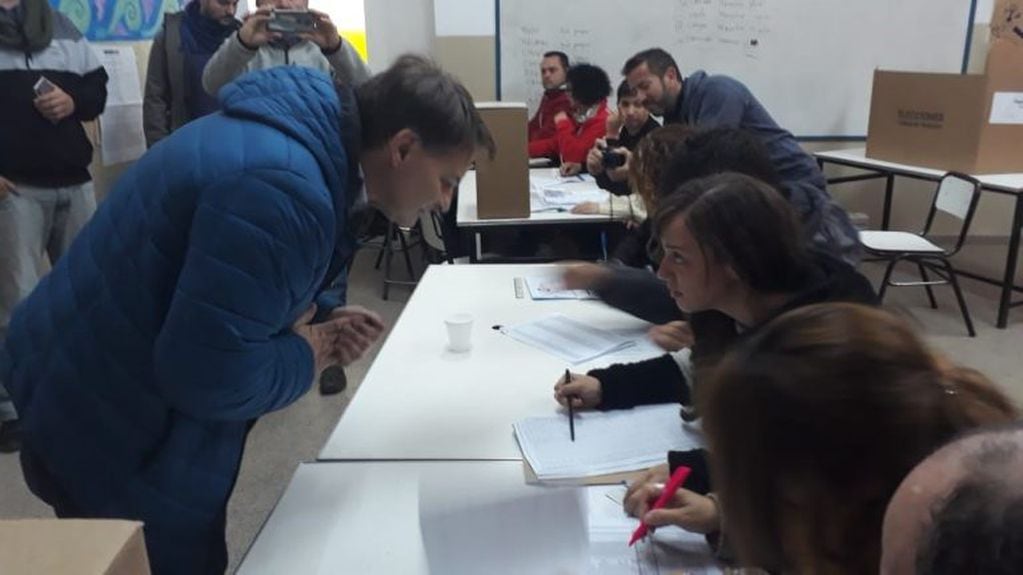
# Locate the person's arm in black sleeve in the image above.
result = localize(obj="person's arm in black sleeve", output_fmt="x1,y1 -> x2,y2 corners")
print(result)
70,66 -> 108,121
588,354 -> 689,410
593,265 -> 683,325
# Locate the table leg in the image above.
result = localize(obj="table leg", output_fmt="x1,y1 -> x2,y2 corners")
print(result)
997,195 -> 1023,328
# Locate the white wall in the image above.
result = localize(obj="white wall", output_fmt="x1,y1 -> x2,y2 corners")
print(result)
364,0 -> 435,71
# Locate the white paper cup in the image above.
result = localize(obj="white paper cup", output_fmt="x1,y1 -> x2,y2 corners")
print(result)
444,313 -> 474,352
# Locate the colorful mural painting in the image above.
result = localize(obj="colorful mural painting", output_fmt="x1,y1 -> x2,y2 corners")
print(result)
52,0 -> 367,61
50,0 -> 184,41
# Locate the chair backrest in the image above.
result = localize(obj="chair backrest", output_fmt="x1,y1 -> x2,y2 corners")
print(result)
419,211 -> 446,253
923,172 -> 982,255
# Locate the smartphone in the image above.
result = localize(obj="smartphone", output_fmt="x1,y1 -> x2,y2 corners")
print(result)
266,9 -> 317,34
33,76 -> 56,97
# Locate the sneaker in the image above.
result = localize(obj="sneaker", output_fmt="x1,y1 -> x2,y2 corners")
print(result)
0,419 -> 21,453
318,366 -> 348,396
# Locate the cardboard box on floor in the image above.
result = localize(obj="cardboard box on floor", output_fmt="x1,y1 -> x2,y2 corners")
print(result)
0,519 -> 150,575
865,38 -> 1023,174
474,102 -> 530,219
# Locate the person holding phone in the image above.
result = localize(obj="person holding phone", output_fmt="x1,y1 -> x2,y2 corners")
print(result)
201,0 -> 368,97
0,0 -> 108,452
203,0 -> 369,396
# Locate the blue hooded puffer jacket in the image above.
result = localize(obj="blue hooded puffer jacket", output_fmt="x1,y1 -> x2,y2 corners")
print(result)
2,66 -> 359,574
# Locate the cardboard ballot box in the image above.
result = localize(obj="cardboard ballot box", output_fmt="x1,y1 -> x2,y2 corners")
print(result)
474,102 -> 530,219
865,39 -> 1023,174
0,519 -> 151,575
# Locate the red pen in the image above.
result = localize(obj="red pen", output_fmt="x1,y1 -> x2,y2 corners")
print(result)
628,465 -> 691,546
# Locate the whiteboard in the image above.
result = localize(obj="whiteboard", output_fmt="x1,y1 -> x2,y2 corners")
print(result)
499,0 -> 977,137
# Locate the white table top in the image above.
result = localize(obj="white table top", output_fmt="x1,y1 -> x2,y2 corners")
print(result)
237,461 -> 527,575
320,264 -> 661,461
816,148 -> 1023,193
238,461 -> 720,575
457,168 -> 622,227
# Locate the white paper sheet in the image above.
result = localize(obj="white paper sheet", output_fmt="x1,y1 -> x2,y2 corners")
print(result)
419,479 -> 589,575
96,46 -> 146,166
586,485 -> 723,574
95,46 -> 142,106
433,0 -> 495,36
529,171 -> 608,212
989,92 -> 1023,125
513,404 -> 704,480
524,276 -> 597,300
500,313 -> 636,363
99,105 -> 146,166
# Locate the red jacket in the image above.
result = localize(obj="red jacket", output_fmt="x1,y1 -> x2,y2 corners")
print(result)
527,88 -> 571,144
528,99 -> 610,163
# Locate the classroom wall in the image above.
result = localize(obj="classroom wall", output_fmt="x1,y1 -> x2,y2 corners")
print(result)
86,3 -> 1021,303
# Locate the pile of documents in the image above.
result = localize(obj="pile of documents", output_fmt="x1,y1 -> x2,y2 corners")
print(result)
513,405 -> 704,481
500,314 -> 638,363
530,171 -> 608,212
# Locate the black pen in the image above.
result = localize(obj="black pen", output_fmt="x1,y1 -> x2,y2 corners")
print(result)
565,368 -> 575,442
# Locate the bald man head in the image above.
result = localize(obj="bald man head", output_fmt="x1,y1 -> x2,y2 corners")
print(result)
881,423 -> 1023,574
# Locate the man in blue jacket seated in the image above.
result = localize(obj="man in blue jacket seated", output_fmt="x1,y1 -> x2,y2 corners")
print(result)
1,56 -> 495,575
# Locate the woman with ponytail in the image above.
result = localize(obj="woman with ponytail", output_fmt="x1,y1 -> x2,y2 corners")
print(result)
698,302 -> 1018,574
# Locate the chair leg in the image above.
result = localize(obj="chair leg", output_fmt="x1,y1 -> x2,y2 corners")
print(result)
382,224 -> 396,300
373,242 -> 386,270
398,228 -> 416,279
877,257 -> 901,302
942,259 -> 976,337
917,262 -> 938,309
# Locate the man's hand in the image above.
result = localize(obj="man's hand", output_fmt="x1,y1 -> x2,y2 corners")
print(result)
561,262 -> 611,290
586,138 -> 607,176
327,305 -> 385,365
605,111 -> 623,138
553,372 -> 602,410
301,9 -> 341,51
238,8 -> 276,48
553,111 -> 570,125
606,148 -> 632,183
624,464 -> 720,534
559,162 -> 582,177
292,305 -> 338,376
0,176 -> 17,202
34,84 -> 75,123
648,321 -> 694,352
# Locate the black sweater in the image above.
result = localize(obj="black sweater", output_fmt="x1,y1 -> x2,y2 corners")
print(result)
593,116 -> 660,196
589,252 -> 878,411
0,11 -> 108,187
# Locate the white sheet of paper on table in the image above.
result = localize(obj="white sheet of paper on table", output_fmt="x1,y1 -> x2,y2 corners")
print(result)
587,485 -> 723,574
418,479 -> 721,575
419,477 -> 590,575
513,404 -> 705,481
500,313 -> 638,364
523,276 -> 598,300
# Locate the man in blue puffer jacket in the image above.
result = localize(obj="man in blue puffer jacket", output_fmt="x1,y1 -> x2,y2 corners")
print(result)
1,57 -> 494,574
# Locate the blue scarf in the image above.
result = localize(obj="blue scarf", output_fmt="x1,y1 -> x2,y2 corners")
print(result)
179,0 -> 238,119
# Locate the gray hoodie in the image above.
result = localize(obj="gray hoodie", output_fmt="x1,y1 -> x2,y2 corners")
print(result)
202,32 -> 369,96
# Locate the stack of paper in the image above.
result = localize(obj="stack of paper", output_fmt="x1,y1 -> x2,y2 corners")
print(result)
587,486 -> 722,574
500,314 -> 636,363
529,172 -> 607,212
513,404 -> 704,481
523,276 -> 597,300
